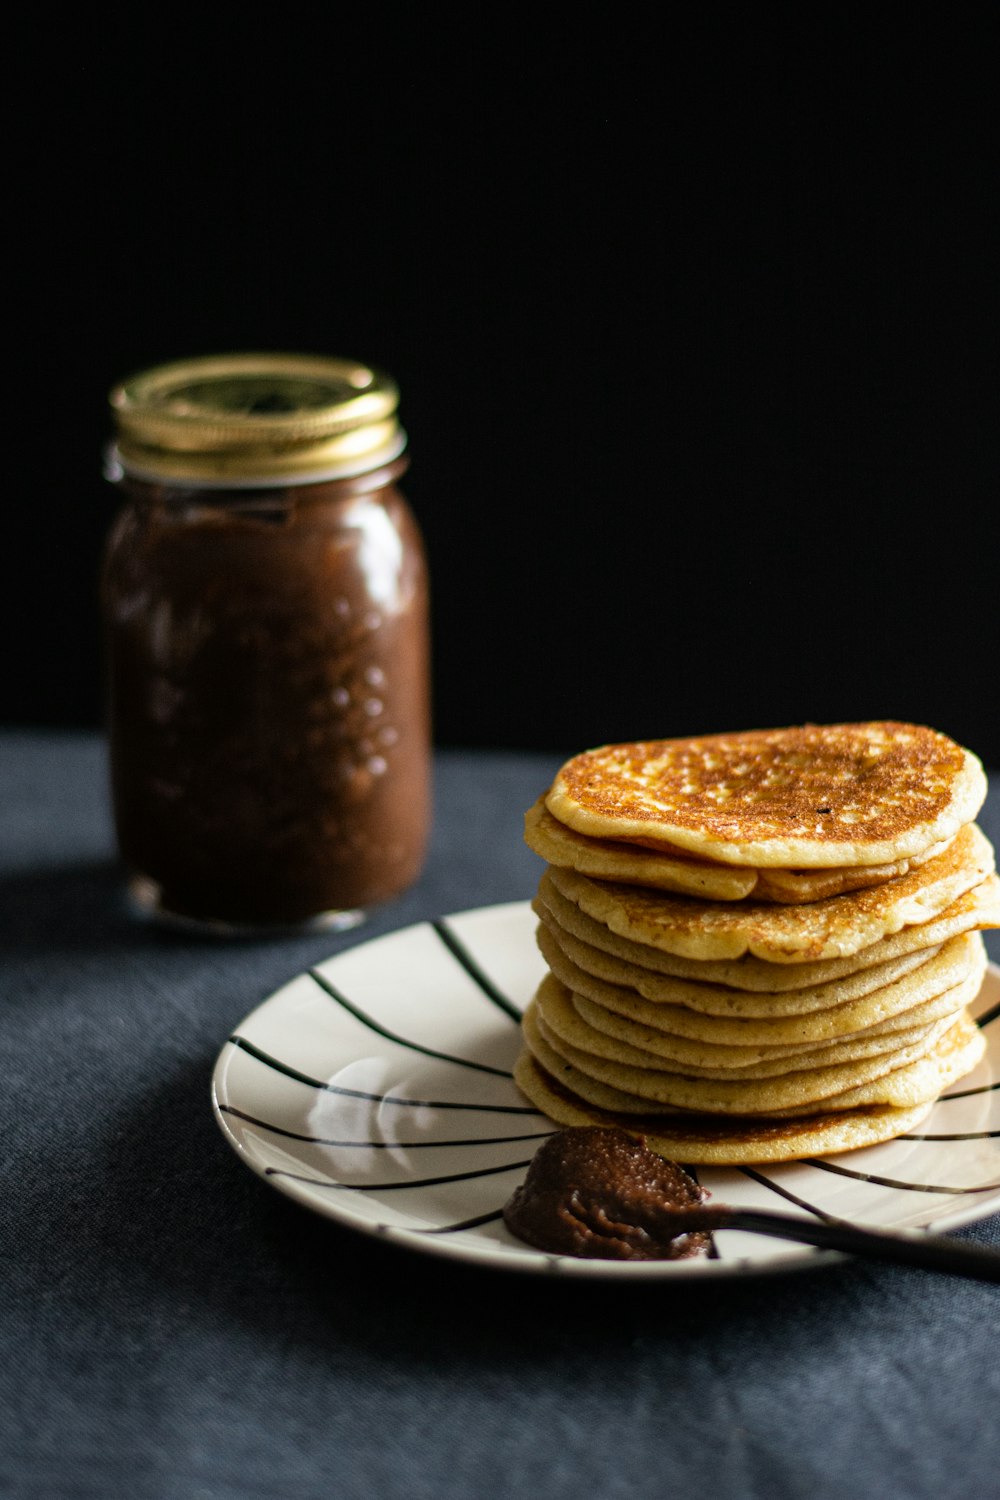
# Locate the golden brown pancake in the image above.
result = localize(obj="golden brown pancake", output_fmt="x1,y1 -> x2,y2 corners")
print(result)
512,1050 -> 938,1165
570,1002 -> 950,1080
517,721 -> 994,1164
526,796 -> 954,904
542,823 -> 995,964
751,838 -> 953,903
533,930 -> 985,1045
535,866 -> 1000,992
546,722 -> 987,868
534,894 -> 987,1019
534,970 -> 957,1079
528,988 -> 980,1114
521,996 -> 985,1119
524,797 -> 758,899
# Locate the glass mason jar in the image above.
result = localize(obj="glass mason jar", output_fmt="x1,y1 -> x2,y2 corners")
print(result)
101,352 -> 431,932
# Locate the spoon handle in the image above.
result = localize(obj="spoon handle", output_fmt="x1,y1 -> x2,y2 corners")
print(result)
699,1206 -> 1000,1282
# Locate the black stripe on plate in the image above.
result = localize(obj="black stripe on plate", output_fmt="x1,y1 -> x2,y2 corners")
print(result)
802,1156 -> 1000,1195
432,919 -> 523,1022
308,967 -> 513,1077
738,1165 -> 838,1224
227,1036 -> 539,1113
407,1209 -> 507,1235
937,1080 -> 1000,1101
974,997 -> 1000,1030
264,1157 -> 533,1192
901,1130 -> 1000,1141
219,1102 -> 555,1148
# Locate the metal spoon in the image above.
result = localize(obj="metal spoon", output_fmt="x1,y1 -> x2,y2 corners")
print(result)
660,1204 -> 1000,1282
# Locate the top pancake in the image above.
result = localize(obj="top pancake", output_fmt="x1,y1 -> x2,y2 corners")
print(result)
546,721 -> 987,868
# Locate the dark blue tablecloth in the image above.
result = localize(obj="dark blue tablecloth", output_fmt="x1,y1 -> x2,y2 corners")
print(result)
2,732 -> 998,1500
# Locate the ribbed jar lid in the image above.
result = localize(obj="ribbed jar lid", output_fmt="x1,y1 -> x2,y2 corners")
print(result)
108,352 -> 406,485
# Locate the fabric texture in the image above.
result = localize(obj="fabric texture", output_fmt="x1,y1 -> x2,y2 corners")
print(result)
2,732 -> 998,1500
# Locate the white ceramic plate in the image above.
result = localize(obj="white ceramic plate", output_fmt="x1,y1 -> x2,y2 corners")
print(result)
211,901 -> 1000,1279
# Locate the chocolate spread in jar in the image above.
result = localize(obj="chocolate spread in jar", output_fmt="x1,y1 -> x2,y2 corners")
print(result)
503,1127 -> 712,1261
102,463 -> 430,926
102,354 -> 431,930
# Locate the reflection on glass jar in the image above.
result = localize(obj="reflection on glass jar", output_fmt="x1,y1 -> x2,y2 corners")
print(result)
101,353 -> 431,932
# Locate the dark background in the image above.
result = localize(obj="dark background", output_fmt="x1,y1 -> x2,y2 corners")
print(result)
9,8 -> 999,761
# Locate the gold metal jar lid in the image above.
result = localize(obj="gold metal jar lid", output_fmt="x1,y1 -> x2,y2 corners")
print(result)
108,352 -> 406,486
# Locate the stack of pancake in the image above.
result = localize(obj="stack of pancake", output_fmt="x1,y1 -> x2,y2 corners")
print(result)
515,722 -> 999,1164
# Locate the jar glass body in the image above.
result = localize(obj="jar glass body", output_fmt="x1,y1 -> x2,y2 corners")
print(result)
101,458 -> 431,928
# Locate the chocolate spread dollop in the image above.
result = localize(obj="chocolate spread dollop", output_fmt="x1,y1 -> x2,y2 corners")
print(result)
503,1127 -> 712,1261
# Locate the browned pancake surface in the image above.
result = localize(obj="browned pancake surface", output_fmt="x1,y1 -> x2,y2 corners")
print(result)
546,722 -> 986,867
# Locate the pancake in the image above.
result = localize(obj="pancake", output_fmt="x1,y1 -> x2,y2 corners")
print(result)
522,1002 -> 956,1123
542,822 -> 995,964
534,971 -> 955,1079
546,722 -> 987,868
512,1050 -> 938,1165
534,892 -> 984,1018
536,866 -> 1000,992
524,797 -> 758,899
751,837 -> 952,903
571,1001 -> 949,1081
525,994 -> 986,1117
517,721 -> 993,1164
530,994 -> 971,1115
534,923 -> 986,1045
526,796 -> 954,904
535,888 -> 944,1017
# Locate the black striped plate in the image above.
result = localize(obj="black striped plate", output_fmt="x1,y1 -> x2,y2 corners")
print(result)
210,901 -> 1000,1279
